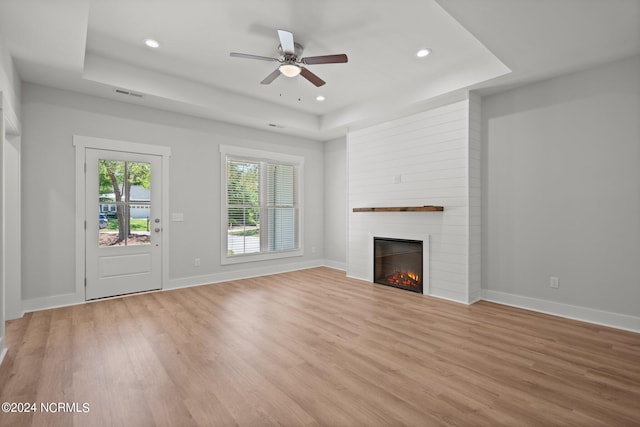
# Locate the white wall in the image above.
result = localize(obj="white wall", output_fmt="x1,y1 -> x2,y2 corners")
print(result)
3,134 -> 20,320
21,83 -> 325,308
468,93 -> 482,302
0,35 -> 21,363
0,36 -> 20,124
347,94 -> 479,303
323,136 -> 347,270
482,55 -> 640,330
0,101 -> 4,362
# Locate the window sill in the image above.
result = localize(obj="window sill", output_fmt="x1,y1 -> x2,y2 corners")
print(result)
221,249 -> 304,265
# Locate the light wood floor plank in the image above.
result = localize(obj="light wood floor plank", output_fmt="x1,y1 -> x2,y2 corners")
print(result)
1,267 -> 639,426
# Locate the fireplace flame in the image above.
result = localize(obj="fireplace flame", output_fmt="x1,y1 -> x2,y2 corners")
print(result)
386,270 -> 421,288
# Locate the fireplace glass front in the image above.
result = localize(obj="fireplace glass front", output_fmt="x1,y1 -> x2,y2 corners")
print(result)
374,237 -> 423,293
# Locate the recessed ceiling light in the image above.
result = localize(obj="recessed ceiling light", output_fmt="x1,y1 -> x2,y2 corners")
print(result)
416,48 -> 432,58
316,95 -> 326,102
144,39 -> 160,49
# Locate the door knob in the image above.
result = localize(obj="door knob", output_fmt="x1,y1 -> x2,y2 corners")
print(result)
154,227 -> 161,232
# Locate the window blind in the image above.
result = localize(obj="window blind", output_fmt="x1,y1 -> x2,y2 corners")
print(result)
225,158 -> 298,257
227,160 -> 261,254
266,163 -> 297,251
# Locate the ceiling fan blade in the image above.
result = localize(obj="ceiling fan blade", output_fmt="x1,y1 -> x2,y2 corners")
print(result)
230,52 -> 278,62
260,68 -> 281,85
301,54 -> 348,65
277,29 -> 295,55
300,67 -> 326,87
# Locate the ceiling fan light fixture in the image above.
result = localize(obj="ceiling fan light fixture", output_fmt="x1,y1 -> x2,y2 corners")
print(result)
279,63 -> 302,77
230,29 -> 347,87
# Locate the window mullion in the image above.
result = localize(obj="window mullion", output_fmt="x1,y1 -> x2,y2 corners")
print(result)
259,161 -> 268,253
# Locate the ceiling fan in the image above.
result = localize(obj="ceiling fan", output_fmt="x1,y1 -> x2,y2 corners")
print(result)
230,29 -> 348,87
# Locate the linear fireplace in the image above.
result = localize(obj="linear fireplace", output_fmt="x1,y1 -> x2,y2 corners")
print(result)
374,237 -> 423,293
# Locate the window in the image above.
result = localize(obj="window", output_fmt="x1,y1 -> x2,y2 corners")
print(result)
220,145 -> 303,264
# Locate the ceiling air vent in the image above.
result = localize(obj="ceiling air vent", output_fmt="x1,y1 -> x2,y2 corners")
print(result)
114,89 -> 143,98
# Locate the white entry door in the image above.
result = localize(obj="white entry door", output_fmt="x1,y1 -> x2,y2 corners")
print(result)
85,148 -> 162,300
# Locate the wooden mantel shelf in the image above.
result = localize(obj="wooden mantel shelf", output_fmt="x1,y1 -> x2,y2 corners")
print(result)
353,205 -> 444,212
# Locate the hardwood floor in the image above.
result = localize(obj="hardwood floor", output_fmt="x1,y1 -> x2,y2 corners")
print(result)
1,267 -> 639,426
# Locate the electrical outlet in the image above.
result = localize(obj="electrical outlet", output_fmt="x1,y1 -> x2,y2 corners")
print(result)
194,258 -> 201,267
550,276 -> 559,289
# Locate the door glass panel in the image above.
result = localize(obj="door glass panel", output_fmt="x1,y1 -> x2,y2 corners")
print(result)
98,159 -> 151,247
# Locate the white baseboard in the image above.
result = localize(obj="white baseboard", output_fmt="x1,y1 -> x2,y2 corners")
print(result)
23,265 -> 636,333
429,290 -> 467,305
0,336 -> 7,366
468,290 -> 482,304
20,261 -> 331,314
167,259 -> 327,290
482,289 -> 640,333
323,260 -> 347,271
22,292 -> 84,314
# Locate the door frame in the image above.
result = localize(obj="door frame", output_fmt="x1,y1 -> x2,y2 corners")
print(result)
74,135 -> 171,300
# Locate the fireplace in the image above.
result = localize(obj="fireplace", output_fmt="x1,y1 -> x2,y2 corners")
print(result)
374,237 -> 423,293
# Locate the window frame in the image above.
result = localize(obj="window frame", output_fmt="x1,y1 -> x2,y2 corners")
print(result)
220,144 -> 304,265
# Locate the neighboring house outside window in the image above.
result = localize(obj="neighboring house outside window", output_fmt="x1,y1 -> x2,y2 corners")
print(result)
100,185 -> 150,219
220,145 -> 304,264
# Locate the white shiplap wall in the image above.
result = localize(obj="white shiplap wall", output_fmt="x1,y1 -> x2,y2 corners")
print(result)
468,93 -> 482,303
347,96 -> 478,303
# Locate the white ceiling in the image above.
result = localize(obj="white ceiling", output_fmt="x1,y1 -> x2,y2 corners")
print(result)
1,0 -> 639,140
